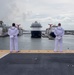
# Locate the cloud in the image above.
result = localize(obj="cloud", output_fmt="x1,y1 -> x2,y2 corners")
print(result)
0,0 -> 13,21
0,0 -> 27,25
0,0 -> 74,30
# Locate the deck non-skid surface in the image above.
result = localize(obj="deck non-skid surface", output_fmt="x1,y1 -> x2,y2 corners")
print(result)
0,53 -> 74,75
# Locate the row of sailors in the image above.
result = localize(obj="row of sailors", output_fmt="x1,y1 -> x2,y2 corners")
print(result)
8,23 -> 64,53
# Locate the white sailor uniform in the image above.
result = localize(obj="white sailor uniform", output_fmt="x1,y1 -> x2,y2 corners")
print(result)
8,27 -> 19,52
54,26 -> 64,52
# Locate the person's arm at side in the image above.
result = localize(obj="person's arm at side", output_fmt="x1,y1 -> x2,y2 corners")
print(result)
61,28 -> 64,37
8,29 -> 10,36
54,28 -> 57,36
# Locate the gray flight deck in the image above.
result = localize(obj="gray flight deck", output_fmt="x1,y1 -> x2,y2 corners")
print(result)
0,53 -> 74,75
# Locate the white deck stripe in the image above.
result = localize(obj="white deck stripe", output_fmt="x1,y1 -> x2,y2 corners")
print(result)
0,53 -> 9,59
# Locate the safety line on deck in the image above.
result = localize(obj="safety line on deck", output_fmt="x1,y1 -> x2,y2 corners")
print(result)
0,53 -> 9,59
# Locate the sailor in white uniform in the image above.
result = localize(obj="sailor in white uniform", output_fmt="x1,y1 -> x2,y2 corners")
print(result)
54,23 -> 64,52
8,23 -> 19,53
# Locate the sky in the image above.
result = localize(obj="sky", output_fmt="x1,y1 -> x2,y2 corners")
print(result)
0,0 -> 74,30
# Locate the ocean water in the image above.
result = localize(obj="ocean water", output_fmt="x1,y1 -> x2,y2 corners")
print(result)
0,34 -> 74,50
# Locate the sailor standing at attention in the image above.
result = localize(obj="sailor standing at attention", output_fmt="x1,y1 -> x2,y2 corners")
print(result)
8,23 -> 19,53
54,23 -> 64,52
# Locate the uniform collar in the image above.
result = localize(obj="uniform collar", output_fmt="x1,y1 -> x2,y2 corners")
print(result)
11,27 -> 16,30
57,26 -> 62,30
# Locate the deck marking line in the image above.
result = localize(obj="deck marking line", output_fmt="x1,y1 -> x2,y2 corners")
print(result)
0,53 -> 9,59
